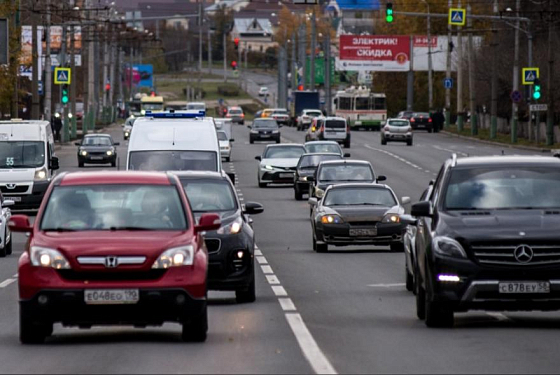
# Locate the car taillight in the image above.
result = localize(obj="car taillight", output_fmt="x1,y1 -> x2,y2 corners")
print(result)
241,113 -> 245,118
226,114 -> 231,117
410,118 -> 415,122
384,125 -> 390,131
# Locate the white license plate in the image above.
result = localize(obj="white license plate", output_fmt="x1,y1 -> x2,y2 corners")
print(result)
279,173 -> 293,178
260,134 -> 271,138
84,289 -> 140,304
90,156 -> 103,160
349,228 -> 377,236
7,196 -> 21,202
499,282 -> 550,294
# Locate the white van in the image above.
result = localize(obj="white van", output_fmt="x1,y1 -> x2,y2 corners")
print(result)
127,112 -> 221,172
0,120 -> 59,209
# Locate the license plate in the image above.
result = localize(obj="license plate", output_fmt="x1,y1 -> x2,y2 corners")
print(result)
498,282 -> 550,294
90,156 -> 103,160
260,134 -> 270,138
279,173 -> 293,178
84,289 -> 140,304
349,228 -> 377,236
6,196 -> 21,202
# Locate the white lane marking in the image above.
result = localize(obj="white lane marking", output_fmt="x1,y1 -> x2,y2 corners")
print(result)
279,297 -> 297,311
285,313 -> 338,375
0,278 -> 16,288
432,145 -> 469,157
13,273 -> 18,278
254,249 -> 263,256
266,274 -> 280,284
486,312 -> 511,321
364,144 -> 433,174
271,285 -> 288,296
367,283 -> 406,288
261,265 -> 274,274
256,256 -> 268,264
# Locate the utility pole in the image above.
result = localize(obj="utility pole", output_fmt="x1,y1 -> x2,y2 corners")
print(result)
467,3 -> 477,135
310,13 -> 316,91
70,25 -> 76,139
11,0 -> 18,118
31,0 -> 40,119
445,0 -> 452,127
423,0 -> 433,113
60,25 -> 69,142
292,32 -> 297,93
198,0 -> 203,72
324,30 -> 331,116
490,0 -> 498,139
102,30 -> 109,110
86,0 -> 95,132
299,23 -> 306,91
223,30 -> 227,81
44,0 -> 52,122
511,0 -> 520,143
546,0 -> 555,146
407,35 -> 414,111
456,0 -> 464,131
208,24 -> 212,74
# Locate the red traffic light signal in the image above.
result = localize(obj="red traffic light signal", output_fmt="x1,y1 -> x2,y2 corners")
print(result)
234,37 -> 240,46
105,83 -> 111,91
231,61 -> 237,68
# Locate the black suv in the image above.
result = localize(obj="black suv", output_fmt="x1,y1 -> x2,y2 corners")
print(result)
412,155 -> 560,327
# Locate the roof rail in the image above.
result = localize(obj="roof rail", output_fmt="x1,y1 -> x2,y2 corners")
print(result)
451,153 -> 458,167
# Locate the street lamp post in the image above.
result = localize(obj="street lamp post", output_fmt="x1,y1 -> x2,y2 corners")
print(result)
421,0 -> 433,114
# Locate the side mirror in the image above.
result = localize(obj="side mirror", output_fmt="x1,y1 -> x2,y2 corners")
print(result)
50,156 -> 60,170
411,201 -> 432,217
278,124 -> 283,128
2,200 -> 14,207
401,196 -> 411,205
400,214 -> 418,226
248,125 -> 252,129
376,175 -> 387,182
308,197 -> 318,206
343,153 -> 351,157
113,142 -> 120,146
195,213 -> 221,233
230,139 -> 235,142
74,142 -> 81,146
9,214 -> 32,232
244,202 -> 264,215
316,189 -> 324,199
255,156 -> 262,161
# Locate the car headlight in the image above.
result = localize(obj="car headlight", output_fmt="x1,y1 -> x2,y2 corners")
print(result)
80,150 -> 87,156
250,130 -> 258,134
34,167 -> 48,181
124,131 -> 130,136
221,146 -> 230,150
272,130 -> 279,133
382,214 -> 400,223
433,236 -> 467,258
264,165 -> 274,170
30,246 -> 71,269
106,150 -> 114,156
68,113 -> 73,119
152,245 -> 194,269
141,109 -> 146,115
299,176 -> 308,181
217,217 -> 243,235
321,214 -> 344,224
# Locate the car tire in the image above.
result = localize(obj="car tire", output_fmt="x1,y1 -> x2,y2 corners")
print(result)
250,138 -> 254,144
294,186 -> 303,201
78,161 -> 84,168
313,235 -> 328,253
20,308 -> 52,344
415,263 -> 426,320
276,137 -> 281,144
405,266 -> 414,292
428,127 -> 433,133
407,140 -> 413,146
258,176 -> 267,188
181,306 -> 208,342
5,228 -> 11,256
225,157 -> 230,162
425,299 -> 454,328
381,138 -> 387,145
390,242 -> 404,252
236,275 -> 256,303
111,161 -> 116,168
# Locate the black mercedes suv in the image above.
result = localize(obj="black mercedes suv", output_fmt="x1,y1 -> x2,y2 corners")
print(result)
412,155 -> 560,327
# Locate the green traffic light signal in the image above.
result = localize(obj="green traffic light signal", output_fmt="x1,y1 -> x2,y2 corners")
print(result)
61,86 -> 69,104
386,3 -> 393,23
533,79 -> 541,100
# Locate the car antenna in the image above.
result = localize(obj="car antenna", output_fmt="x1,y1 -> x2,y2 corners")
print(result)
172,127 -> 176,146
501,150 -> 505,155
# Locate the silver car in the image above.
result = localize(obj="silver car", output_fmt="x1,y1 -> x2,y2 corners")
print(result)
381,118 -> 413,146
122,116 -> 136,140
217,130 -> 233,162
255,144 -> 306,188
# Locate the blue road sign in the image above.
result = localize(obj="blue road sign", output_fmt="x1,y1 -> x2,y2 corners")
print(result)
38,81 -> 43,95
449,8 -> 466,26
522,67 -> 539,85
510,90 -> 522,103
54,67 -> 71,84
444,78 -> 453,89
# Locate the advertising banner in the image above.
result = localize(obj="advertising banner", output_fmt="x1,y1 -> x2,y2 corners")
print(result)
124,64 -> 154,88
20,26 -> 42,80
337,35 -> 410,71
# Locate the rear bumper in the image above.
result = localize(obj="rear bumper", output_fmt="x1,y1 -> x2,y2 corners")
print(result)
383,132 -> 412,141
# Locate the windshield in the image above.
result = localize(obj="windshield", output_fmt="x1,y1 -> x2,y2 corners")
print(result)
298,154 -> 342,169
228,109 -> 242,115
142,103 -> 163,111
325,120 -> 346,129
83,137 -> 112,146
324,187 -> 396,206
0,141 -> 45,168
41,185 -> 187,231
264,146 -> 305,159
319,164 -> 374,182
187,104 -> 205,110
253,120 -> 278,129
128,151 -> 218,172
388,120 -> 409,127
182,179 -> 237,213
217,132 -> 228,141
305,143 -> 342,155
444,167 -> 560,210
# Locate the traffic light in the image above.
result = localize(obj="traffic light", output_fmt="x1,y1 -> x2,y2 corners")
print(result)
231,61 -> 237,70
386,2 -> 394,23
533,78 -> 541,100
61,85 -> 69,104
234,37 -> 240,51
105,83 -> 111,92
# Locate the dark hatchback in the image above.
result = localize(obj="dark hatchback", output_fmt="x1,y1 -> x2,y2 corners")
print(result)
76,134 -> 119,167
293,153 -> 343,201
412,155 -> 560,327
409,112 -> 433,132
177,171 -> 264,303
310,160 -> 383,199
249,118 -> 281,144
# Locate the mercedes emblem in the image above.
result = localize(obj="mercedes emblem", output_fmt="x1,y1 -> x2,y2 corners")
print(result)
514,245 -> 534,264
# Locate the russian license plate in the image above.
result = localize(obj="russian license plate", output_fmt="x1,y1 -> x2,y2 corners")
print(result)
499,282 -> 550,294
279,173 -> 293,178
260,134 -> 270,138
7,196 -> 21,202
349,228 -> 377,236
84,289 -> 140,304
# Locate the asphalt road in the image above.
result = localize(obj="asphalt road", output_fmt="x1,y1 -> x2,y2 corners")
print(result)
1,122 -> 560,373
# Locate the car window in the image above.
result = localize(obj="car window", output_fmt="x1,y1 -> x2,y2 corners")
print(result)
319,164 -> 374,182
217,132 -> 228,141
128,151 -> 217,172
187,104 -> 205,110
305,111 -> 322,117
253,120 -> 278,129
83,137 -> 111,146
305,143 -> 342,155
324,187 -> 396,206
264,146 -> 305,159
41,185 -> 188,231
229,109 -> 242,115
181,179 -> 237,213
273,110 -> 288,115
325,120 -> 346,129
298,154 -> 342,168
388,120 -> 409,127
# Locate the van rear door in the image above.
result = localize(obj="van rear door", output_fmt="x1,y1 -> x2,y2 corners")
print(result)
323,120 -> 347,141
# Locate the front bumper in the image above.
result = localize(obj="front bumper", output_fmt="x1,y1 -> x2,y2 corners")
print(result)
220,149 -> 232,158
260,169 -> 295,184
315,222 -> 405,246
78,154 -> 117,164
5,180 -> 49,210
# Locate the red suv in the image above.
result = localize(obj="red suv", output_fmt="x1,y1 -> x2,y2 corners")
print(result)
10,171 -> 220,344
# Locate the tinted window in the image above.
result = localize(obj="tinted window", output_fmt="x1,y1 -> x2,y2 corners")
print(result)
41,185 -> 187,231
217,132 -> 228,141
325,120 -> 346,129
305,143 -> 342,155
413,112 -> 430,117
305,111 -> 322,117
129,151 -> 217,171
253,120 -> 278,129
388,120 -> 409,127
0,141 -> 45,168
355,97 -> 369,110
298,154 -> 342,168
181,179 -> 237,212
338,97 -> 352,110
319,164 -> 374,181
444,167 -> 560,210
324,187 -> 396,206
83,137 -> 111,146
229,109 -> 243,115
374,97 -> 386,110
143,103 -> 163,111
264,146 -> 305,159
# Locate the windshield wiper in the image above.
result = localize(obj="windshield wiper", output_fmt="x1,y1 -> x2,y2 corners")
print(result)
341,203 -> 386,206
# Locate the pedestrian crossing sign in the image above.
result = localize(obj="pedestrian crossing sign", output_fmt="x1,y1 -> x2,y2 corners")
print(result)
448,8 -> 466,26
54,67 -> 71,85
522,67 -> 539,85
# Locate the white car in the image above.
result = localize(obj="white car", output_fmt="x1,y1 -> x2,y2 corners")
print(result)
255,144 -> 306,188
381,118 -> 413,146
122,116 -> 136,140
0,194 -> 14,257
297,109 -> 323,131
258,87 -> 269,97
217,130 -> 233,162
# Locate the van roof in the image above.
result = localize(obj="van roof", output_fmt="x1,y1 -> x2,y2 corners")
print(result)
0,121 -> 51,141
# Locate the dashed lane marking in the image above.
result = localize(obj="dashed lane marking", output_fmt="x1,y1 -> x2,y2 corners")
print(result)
367,283 -> 406,288
260,265 -> 274,274
254,249 -> 263,256
278,298 -> 297,311
0,278 -> 16,288
432,145 -> 469,157
271,285 -> 288,297
256,256 -> 268,264
486,312 -> 511,321
266,274 -> 280,285
364,144 -> 434,175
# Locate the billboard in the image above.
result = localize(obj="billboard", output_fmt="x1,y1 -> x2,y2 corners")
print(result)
337,35 -> 410,71
124,64 -> 154,88
20,26 -> 42,80
412,35 -> 481,72
335,0 -> 380,11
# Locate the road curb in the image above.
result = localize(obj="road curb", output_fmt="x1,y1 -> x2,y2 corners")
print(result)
440,130 -> 552,154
